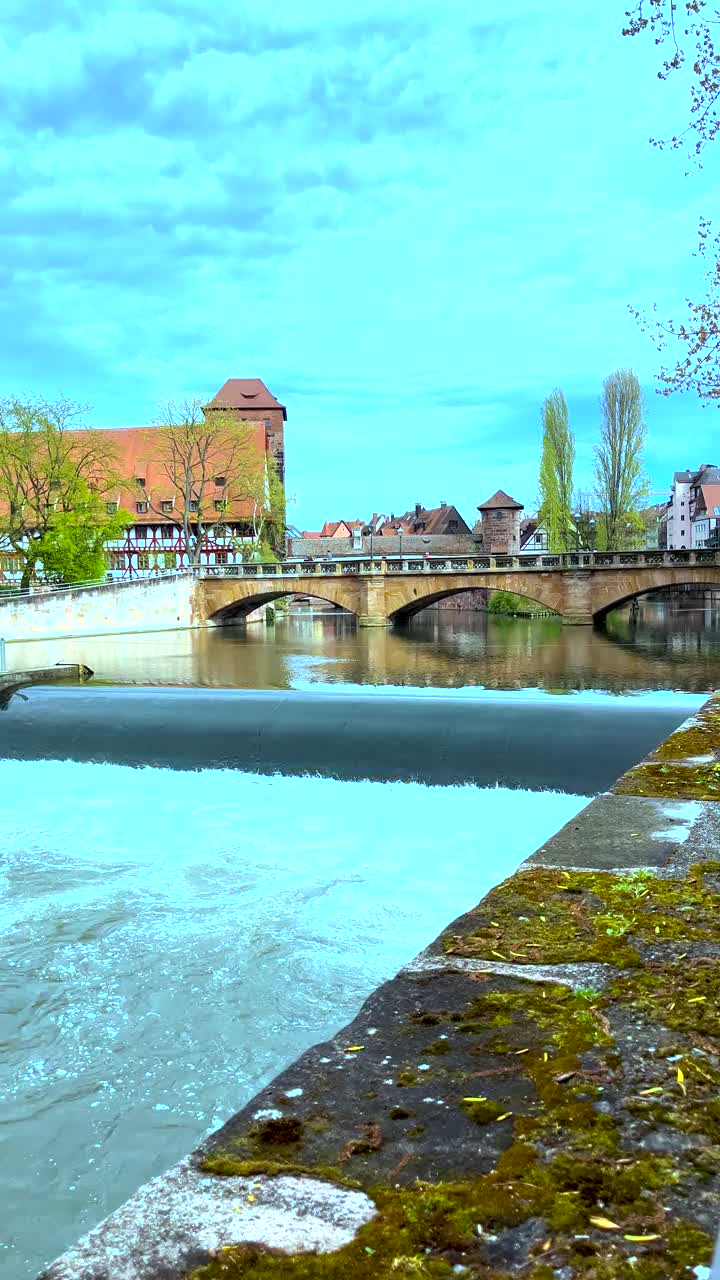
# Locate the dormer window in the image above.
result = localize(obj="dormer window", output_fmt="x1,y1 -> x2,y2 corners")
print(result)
214,499 -> 227,512
106,501 -> 119,515
136,501 -> 149,514
136,476 -> 146,487
189,500 -> 198,512
161,500 -> 174,514
214,475 -> 226,487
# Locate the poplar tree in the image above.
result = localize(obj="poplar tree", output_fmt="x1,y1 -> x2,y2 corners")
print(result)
594,368 -> 650,550
538,389 -> 575,551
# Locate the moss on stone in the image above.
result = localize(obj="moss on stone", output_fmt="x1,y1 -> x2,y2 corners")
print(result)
442,865 -> 720,964
427,1039 -> 451,1056
614,759 -> 720,800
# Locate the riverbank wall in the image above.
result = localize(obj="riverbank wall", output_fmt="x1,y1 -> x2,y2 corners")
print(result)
39,697 -> 720,1280
0,664 -> 92,700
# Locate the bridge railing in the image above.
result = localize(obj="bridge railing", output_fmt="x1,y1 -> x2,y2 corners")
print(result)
194,548 -> 720,578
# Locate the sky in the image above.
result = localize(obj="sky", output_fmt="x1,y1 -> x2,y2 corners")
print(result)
0,0 -> 717,528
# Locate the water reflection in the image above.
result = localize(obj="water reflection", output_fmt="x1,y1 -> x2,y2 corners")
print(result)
6,598 -> 720,694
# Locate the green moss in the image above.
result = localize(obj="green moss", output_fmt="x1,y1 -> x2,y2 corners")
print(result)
442,865 -> 720,965
614,759 -> 720,800
190,1152 -> 695,1280
461,1098 -> 506,1125
396,1071 -> 417,1087
427,1039 -> 451,1056
388,1107 -> 414,1120
652,702 -> 720,762
199,1155 -> 359,1187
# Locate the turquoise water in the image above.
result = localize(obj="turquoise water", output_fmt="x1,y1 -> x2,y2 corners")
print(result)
0,759 -> 588,1278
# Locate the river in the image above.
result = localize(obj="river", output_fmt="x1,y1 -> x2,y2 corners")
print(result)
0,598 -> 715,1278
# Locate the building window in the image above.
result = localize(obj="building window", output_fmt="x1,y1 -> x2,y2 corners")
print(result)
216,550 -> 228,566
137,553 -> 150,570
135,526 -> 148,540
189,500 -> 198,512
161,500 -> 174,514
448,519 -> 458,529
106,501 -> 118,515
214,499 -> 227,512
214,475 -> 226,487
163,551 -> 177,569
136,476 -> 146,487
136,501 -> 149,514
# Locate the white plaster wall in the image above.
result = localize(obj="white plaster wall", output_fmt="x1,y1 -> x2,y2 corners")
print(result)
0,573 -> 196,641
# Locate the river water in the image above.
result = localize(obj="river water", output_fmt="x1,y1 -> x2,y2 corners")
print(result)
0,599 -> 716,1278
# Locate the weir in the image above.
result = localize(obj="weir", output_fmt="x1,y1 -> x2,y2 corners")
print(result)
15,685 -> 720,1279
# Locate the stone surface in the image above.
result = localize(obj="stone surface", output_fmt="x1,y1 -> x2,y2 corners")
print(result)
38,1161 -> 375,1280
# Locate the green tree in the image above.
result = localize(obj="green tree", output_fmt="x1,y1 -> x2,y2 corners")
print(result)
594,369 -> 650,549
0,396 -> 122,587
36,482 -> 131,583
538,389 -> 575,551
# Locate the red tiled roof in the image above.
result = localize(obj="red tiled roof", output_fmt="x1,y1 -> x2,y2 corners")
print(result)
477,489 -> 524,511
205,379 -> 287,419
700,484 -> 720,516
99,422 -> 267,523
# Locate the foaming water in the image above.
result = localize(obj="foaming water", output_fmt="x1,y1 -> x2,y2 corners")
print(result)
0,759 -> 588,1279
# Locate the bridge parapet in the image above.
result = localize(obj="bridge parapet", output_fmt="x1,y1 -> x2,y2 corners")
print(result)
194,547 -> 720,581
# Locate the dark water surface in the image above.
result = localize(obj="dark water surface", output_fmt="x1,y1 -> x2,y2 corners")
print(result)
0,597 -> 716,1278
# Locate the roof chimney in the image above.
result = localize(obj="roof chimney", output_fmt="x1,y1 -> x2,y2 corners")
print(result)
415,502 -> 422,517
440,501 -> 447,509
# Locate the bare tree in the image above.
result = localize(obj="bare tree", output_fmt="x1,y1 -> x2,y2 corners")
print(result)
594,369 -> 650,549
623,1 -> 720,160
0,395 -> 121,587
146,399 -> 285,564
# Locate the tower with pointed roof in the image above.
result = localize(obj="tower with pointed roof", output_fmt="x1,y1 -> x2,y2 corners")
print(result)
205,378 -> 287,485
475,490 -> 524,555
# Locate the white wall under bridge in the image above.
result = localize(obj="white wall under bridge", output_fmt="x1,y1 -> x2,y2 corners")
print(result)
0,573 -> 197,642
4,551 -> 720,640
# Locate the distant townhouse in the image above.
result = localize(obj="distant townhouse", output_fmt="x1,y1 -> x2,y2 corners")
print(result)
659,464 -> 720,550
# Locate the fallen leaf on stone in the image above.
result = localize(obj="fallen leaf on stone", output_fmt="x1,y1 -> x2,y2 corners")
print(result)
495,1112 -> 512,1121
491,951 -> 507,960
543,1052 -> 549,1062
677,1066 -> 686,1095
542,1240 -> 552,1252
624,1234 -> 660,1242
639,1087 -> 663,1095
490,921 -> 500,927
590,1217 -> 620,1230
515,1049 -> 529,1055
688,996 -> 706,1003
554,1071 -> 577,1084
463,1096 -> 488,1102
345,1046 -> 365,1052
509,951 -> 529,958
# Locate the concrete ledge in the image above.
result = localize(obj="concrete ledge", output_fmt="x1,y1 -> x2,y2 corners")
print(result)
0,664 -> 93,701
38,697 -> 720,1279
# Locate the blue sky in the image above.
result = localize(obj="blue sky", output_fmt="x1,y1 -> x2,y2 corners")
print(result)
1,0 -> 716,527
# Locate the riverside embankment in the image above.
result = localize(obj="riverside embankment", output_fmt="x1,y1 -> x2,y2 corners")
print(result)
35,693 -> 720,1280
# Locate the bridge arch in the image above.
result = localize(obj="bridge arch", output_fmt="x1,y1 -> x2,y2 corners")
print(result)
385,573 -> 566,623
591,569 -> 720,620
195,576 -> 360,624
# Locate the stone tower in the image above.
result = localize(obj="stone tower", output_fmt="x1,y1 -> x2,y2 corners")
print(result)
475,490 -> 524,554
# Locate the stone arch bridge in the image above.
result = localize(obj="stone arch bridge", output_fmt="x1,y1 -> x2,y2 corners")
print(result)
194,550 -> 720,627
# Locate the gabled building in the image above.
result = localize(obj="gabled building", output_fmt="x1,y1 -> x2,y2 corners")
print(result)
0,377 -> 286,584
379,503 -> 471,537
658,464 -> 720,550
